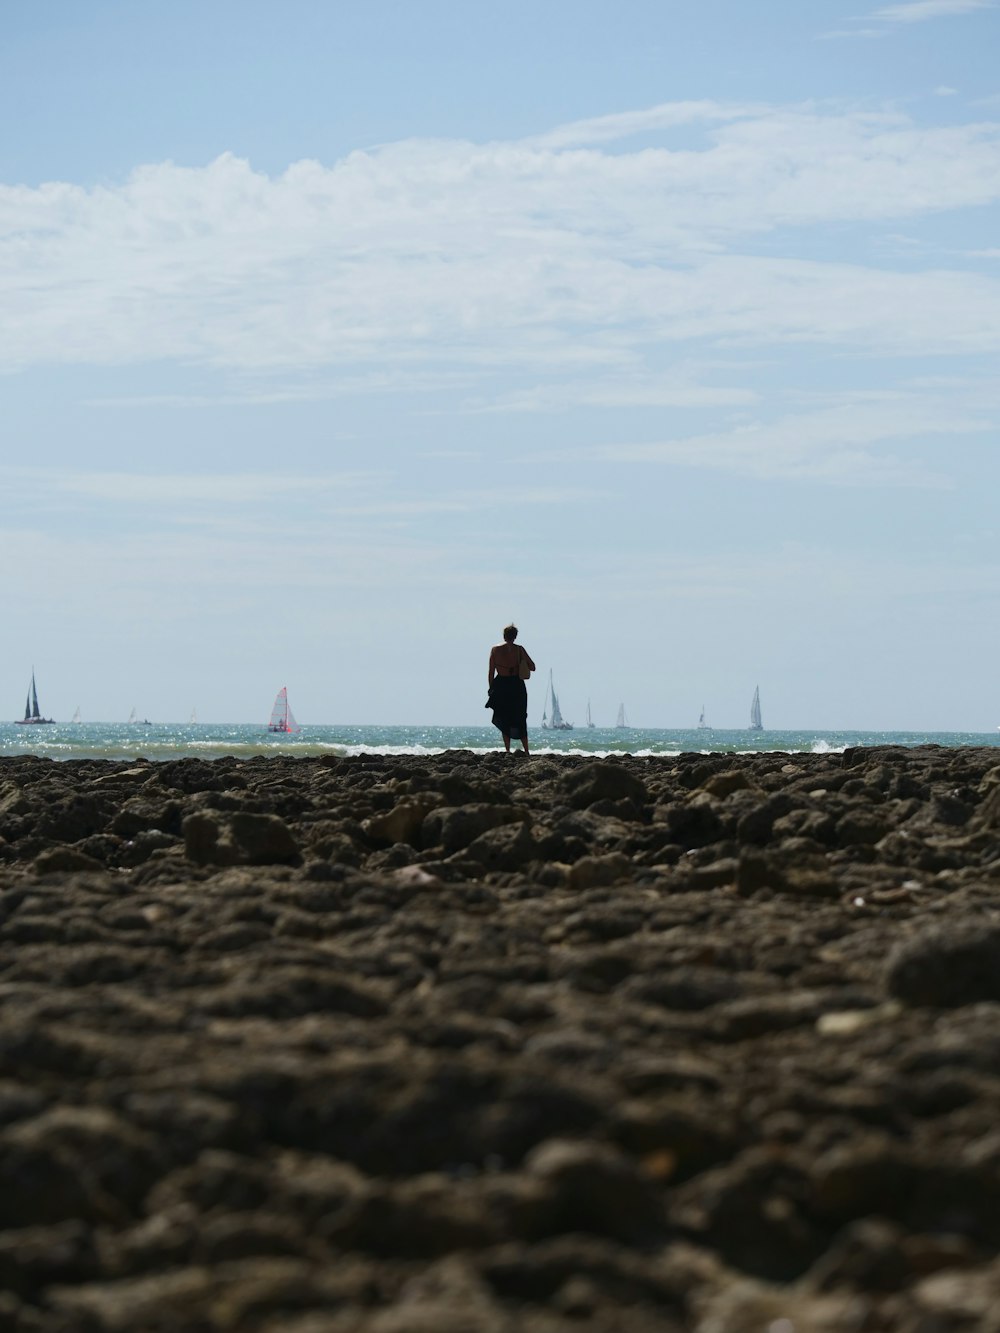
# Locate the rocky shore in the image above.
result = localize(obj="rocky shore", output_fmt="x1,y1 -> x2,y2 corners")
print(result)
2,745 -> 1000,1331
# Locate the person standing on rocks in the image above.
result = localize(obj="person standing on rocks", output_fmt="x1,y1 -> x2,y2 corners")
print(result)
487,624 -> 535,755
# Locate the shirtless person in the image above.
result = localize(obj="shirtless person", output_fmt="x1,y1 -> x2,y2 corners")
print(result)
487,624 -> 536,755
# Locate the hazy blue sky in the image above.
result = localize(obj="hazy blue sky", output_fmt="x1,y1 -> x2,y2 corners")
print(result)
3,0 -> 999,729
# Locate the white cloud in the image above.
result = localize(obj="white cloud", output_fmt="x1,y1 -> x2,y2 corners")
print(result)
2,102 -> 1000,383
817,26 -> 887,39
579,390 -> 994,486
463,371 -> 760,414
0,467 -> 593,526
1,468 -> 377,507
869,0 -> 994,23
524,101 -> 755,149
820,0 -> 993,37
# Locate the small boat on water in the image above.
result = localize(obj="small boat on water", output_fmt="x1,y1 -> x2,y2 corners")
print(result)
127,708 -> 152,726
71,706 -> 82,724
541,671 -> 573,730
267,686 -> 300,734
615,703 -> 628,729
586,699 -> 595,729
15,670 -> 54,725
697,705 -> 711,730
749,685 -> 763,731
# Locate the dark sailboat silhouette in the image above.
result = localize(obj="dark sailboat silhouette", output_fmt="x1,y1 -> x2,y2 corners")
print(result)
15,669 -> 54,725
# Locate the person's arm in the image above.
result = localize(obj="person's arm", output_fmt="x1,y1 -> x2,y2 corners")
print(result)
522,648 -> 536,672
488,647 -> 497,686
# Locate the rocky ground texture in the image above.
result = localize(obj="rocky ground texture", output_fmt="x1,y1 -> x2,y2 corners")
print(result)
2,745 -> 1000,1330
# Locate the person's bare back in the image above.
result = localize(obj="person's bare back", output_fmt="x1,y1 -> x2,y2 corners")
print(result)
489,642 -> 531,682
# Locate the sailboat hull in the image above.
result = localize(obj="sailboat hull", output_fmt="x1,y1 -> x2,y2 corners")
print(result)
15,718 -> 55,725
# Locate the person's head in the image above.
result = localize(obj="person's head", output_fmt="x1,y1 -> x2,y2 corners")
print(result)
503,624 -> 518,643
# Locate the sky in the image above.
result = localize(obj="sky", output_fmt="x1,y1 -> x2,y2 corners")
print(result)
2,0 -> 999,731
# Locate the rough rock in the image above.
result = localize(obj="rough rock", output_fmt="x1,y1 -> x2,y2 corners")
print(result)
885,923 -> 1000,1007
1,745 -> 1000,1330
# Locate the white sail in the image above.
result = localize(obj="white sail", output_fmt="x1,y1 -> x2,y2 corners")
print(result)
543,670 -> 573,730
267,686 -> 300,733
128,707 -> 137,724
71,706 -> 81,724
615,703 -> 627,729
551,679 -> 564,728
750,685 -> 763,730
586,699 -> 595,728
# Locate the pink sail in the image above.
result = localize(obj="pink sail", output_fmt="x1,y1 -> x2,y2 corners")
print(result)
266,686 -> 300,733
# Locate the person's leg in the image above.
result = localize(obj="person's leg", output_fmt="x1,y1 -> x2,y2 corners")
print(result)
521,728 -> 529,755
502,732 -> 511,754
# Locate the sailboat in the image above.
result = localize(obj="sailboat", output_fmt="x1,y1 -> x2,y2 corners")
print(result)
127,707 -> 137,724
15,669 -> 54,725
586,699 -> 595,729
127,707 -> 151,725
267,686 -> 300,734
615,703 -> 627,729
541,671 -> 573,730
749,685 -> 763,731
71,706 -> 82,724
189,708 -> 198,725
697,705 -> 711,730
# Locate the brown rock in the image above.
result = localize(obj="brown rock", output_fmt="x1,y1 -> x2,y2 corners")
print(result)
524,1138 -> 666,1241
567,852 -> 633,889
182,811 -> 299,865
363,794 -> 443,847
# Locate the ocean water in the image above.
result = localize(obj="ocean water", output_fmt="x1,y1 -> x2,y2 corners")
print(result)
2,721 -> 1000,762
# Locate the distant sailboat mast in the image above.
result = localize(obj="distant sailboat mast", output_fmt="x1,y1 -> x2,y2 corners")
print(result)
615,703 -> 627,729
750,685 -> 763,731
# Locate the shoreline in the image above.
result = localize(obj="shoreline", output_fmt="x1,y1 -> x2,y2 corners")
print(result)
3,721 -> 1000,767
2,746 -> 1000,1328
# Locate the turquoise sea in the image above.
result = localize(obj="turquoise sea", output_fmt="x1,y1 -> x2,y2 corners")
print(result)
3,721 -> 1000,762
